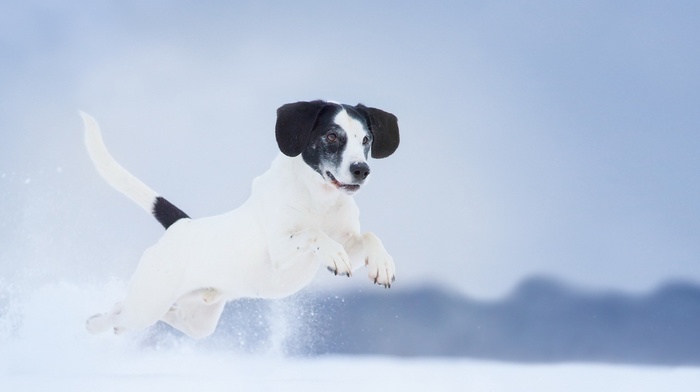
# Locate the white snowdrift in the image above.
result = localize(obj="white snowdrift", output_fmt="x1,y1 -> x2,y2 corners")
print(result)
1,281 -> 699,392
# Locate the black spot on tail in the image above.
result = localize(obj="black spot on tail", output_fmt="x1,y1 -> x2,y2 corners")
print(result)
153,196 -> 190,229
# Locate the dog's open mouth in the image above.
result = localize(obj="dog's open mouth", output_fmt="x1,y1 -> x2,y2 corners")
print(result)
326,171 -> 361,192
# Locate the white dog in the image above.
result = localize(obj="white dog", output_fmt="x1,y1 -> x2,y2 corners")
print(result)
82,101 -> 400,338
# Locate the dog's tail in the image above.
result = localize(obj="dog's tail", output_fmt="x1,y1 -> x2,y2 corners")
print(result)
80,112 -> 190,229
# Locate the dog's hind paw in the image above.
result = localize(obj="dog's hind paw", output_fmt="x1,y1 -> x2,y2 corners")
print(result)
86,313 -> 112,334
86,302 -> 123,335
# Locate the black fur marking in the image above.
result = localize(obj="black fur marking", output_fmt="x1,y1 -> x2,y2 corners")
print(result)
153,196 -> 190,229
275,100 -> 327,157
301,104 -> 348,176
276,100 -> 398,183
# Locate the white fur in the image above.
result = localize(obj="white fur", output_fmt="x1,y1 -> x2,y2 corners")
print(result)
83,113 -> 395,338
81,112 -> 158,213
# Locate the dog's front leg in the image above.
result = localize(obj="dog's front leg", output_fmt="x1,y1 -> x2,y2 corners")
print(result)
344,232 -> 396,288
269,229 -> 353,276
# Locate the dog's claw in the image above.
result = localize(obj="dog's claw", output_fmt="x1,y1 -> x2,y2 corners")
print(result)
370,274 -> 393,288
327,266 -> 354,277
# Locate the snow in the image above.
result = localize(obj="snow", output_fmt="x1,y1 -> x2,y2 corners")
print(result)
2,281 -> 700,392
4,351 -> 700,392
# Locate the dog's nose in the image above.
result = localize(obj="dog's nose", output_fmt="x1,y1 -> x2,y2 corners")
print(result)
350,162 -> 370,181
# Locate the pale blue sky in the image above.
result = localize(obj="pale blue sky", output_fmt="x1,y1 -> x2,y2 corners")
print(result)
1,1 -> 698,298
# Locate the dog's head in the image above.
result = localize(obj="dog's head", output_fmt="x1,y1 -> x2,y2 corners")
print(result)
275,100 -> 399,195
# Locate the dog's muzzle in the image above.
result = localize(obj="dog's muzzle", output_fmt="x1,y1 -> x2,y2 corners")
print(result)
326,171 -> 361,193
325,162 -> 370,194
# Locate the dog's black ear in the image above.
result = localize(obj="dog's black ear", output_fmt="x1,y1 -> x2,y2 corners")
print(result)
275,100 -> 327,157
355,104 -> 400,159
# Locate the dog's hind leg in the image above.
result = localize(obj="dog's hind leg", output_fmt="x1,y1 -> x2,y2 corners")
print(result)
162,298 -> 226,339
108,244 -> 189,333
86,302 -> 124,334
87,294 -> 172,335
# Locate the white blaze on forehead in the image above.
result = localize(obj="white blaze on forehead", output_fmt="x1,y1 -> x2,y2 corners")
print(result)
333,109 -> 368,151
332,108 -> 370,183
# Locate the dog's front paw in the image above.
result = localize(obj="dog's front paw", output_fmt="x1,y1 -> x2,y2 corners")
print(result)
366,250 -> 396,288
316,239 -> 352,277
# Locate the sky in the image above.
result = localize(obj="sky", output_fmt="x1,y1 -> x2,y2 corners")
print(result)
1,0 -> 699,299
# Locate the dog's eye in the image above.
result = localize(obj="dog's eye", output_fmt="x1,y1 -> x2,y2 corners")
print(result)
362,136 -> 369,145
326,132 -> 338,142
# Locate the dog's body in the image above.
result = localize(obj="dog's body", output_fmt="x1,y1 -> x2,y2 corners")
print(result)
82,101 -> 399,338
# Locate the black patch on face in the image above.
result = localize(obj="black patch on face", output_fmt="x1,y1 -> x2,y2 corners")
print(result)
301,104 -> 347,176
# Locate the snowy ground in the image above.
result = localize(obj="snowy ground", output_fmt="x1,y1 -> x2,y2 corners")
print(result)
2,281 -> 700,392
5,351 -> 700,392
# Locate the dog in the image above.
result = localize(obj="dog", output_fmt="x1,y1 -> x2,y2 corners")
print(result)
81,100 -> 400,338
